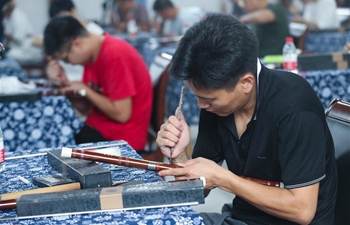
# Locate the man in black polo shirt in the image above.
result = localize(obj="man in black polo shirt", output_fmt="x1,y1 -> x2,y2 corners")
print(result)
157,14 -> 337,225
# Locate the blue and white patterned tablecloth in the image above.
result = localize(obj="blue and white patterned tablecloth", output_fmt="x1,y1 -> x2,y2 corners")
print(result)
0,56 -> 25,79
304,31 -> 350,53
303,68 -> 350,109
0,141 -> 204,225
0,95 -> 83,152
166,69 -> 350,126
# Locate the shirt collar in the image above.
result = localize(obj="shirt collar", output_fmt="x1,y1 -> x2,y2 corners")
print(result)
253,58 -> 261,120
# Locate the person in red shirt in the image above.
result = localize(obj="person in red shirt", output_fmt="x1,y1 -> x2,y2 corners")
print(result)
43,15 -> 152,151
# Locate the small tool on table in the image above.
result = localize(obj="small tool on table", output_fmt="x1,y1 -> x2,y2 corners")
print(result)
169,86 -> 185,163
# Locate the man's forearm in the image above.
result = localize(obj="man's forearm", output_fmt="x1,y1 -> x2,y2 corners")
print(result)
216,170 -> 318,224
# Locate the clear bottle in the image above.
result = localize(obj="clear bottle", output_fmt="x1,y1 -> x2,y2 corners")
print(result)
127,19 -> 138,37
283,37 -> 298,74
0,127 -> 5,172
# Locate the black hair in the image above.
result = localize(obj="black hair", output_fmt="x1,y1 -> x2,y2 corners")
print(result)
49,0 -> 75,19
153,0 -> 173,12
170,13 -> 258,91
0,0 -> 11,42
43,15 -> 88,56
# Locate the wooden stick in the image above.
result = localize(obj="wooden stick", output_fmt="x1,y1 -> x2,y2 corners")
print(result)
1,182 -> 81,201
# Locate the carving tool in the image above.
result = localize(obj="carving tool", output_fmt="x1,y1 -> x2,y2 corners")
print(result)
170,86 -> 185,162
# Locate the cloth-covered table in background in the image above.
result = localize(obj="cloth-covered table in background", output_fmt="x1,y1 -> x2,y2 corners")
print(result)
0,95 -> 83,151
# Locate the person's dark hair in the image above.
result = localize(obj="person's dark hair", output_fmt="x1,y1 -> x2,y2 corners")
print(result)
153,0 -> 173,12
0,0 -> 11,42
49,0 -> 75,19
44,15 -> 88,56
170,13 -> 258,91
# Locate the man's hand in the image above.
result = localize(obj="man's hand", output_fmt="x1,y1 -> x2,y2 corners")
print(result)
46,59 -> 69,86
344,42 -> 350,52
156,109 -> 190,162
65,81 -> 88,92
159,157 -> 224,191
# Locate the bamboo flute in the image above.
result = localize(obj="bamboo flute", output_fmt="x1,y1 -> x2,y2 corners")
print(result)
61,148 -> 283,188
20,81 -> 63,89
61,147 -> 182,171
41,89 -> 86,97
0,199 -> 17,210
240,176 -> 283,188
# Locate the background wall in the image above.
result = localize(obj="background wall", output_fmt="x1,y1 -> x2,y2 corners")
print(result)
14,0 -> 222,36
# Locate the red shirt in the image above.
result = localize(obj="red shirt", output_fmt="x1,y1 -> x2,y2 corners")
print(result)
83,33 -> 152,150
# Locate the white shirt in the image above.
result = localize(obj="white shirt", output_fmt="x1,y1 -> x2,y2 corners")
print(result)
3,7 -> 43,65
303,0 -> 339,30
162,7 -> 205,36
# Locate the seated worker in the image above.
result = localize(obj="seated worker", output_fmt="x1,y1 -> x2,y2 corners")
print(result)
152,0 -> 205,37
156,14 -> 337,224
43,15 -> 153,151
107,0 -> 150,32
38,0 -> 104,83
2,0 -> 43,65
290,0 -> 339,30
239,0 -> 290,58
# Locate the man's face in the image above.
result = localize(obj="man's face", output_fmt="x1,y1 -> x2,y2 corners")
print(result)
159,8 -> 174,20
242,0 -> 261,12
117,0 -> 134,12
54,40 -> 89,65
185,80 -> 248,117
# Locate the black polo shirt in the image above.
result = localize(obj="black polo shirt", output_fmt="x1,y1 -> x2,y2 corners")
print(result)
193,64 -> 337,224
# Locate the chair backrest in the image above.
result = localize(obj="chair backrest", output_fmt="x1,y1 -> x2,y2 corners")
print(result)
325,98 -> 350,224
141,53 -> 171,162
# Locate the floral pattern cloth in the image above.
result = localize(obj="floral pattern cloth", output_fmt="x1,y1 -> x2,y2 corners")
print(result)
304,31 -> 350,53
0,95 -> 83,152
0,141 -> 204,225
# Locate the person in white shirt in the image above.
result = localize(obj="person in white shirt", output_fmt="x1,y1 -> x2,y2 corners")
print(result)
2,0 -> 43,65
152,0 -> 205,37
291,0 -> 339,30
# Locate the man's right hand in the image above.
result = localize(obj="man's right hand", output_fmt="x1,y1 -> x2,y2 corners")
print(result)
156,110 -> 190,163
344,42 -> 350,52
46,59 -> 69,86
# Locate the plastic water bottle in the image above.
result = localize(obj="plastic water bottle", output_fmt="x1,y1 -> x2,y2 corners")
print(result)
0,127 -> 5,172
283,37 -> 298,74
127,19 -> 138,37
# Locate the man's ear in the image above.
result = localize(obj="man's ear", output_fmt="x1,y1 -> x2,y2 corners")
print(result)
240,73 -> 255,93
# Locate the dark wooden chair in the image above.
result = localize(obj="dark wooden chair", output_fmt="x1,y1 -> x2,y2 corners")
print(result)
325,98 -> 350,224
297,27 -> 310,52
140,60 -> 171,163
